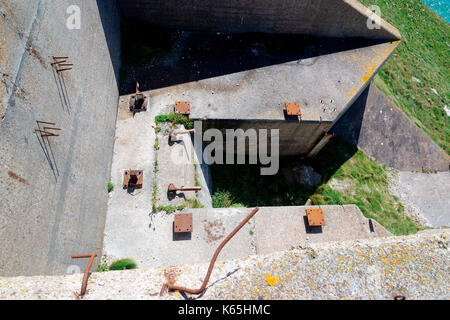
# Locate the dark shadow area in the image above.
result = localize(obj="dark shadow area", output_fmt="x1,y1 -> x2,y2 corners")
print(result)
34,128 -> 60,183
167,191 -> 186,201
283,109 -> 301,122
330,84 -> 371,145
119,19 -> 387,94
210,137 -> 358,208
303,216 -> 323,234
96,0 -> 122,85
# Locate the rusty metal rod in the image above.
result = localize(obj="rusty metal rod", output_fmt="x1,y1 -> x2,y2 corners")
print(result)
53,56 -> 68,59
43,127 -> 62,131
37,120 -> 56,125
35,129 -> 59,137
166,207 -> 260,295
57,68 -> 72,72
168,184 -> 202,193
51,60 -> 66,65
72,253 -> 97,297
57,64 -> 73,67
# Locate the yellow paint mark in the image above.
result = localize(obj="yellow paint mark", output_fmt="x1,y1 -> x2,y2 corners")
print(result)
266,273 -> 278,287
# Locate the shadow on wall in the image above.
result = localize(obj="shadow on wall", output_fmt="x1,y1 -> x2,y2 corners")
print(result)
95,0 -> 122,86
119,18 -> 387,94
330,84 -> 371,146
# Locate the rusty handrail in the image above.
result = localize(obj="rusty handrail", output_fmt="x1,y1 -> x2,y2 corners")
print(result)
71,253 -> 97,297
163,207 -> 260,296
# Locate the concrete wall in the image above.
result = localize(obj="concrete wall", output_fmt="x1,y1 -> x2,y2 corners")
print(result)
0,0 -> 121,276
0,232 -> 448,299
332,84 -> 450,171
202,120 -> 331,156
118,0 -> 400,40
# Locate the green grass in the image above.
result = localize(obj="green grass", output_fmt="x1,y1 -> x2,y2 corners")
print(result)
311,138 -> 421,236
155,112 -> 194,130
109,258 -> 137,271
211,137 -> 422,235
107,182 -> 114,193
359,0 -> 450,154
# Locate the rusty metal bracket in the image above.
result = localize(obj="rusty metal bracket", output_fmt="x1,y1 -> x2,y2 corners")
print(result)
174,213 -> 193,233
162,207 -> 260,296
175,101 -> 191,115
306,208 -> 325,227
129,82 -> 148,113
167,183 -> 201,195
285,102 -> 302,116
123,170 -> 144,189
71,253 -> 97,297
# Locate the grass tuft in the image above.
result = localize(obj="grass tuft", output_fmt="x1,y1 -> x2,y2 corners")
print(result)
109,258 -> 137,271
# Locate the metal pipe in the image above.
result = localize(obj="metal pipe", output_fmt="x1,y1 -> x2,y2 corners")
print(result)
72,253 -> 97,297
165,207 -> 260,295
168,184 -> 202,193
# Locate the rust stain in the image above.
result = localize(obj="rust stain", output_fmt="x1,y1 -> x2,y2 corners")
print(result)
7,171 -> 29,185
203,219 -> 226,243
26,43 -> 46,68
163,267 -> 180,286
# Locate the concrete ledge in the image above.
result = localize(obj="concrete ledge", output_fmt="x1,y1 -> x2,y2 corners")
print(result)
0,232 -> 448,300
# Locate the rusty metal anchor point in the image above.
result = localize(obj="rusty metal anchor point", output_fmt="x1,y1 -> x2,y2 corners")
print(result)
129,82 -> 148,112
285,102 -> 302,116
123,170 -> 144,189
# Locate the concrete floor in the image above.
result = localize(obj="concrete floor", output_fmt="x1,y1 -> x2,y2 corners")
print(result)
390,171 -> 450,227
104,93 -> 391,269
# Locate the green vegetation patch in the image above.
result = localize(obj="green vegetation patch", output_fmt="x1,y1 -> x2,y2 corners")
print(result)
107,182 -> 114,193
109,258 -> 138,271
211,137 -> 422,235
359,0 -> 450,153
155,112 -> 194,130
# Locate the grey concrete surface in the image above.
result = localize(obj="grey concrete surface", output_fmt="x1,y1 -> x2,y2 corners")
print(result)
104,207 -> 255,270
255,205 -> 390,255
5,231 -> 446,300
104,203 -> 389,269
156,132 -> 197,207
187,42 -> 399,122
0,0 -> 121,276
390,172 -> 450,227
332,84 -> 449,171
119,0 -> 401,41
